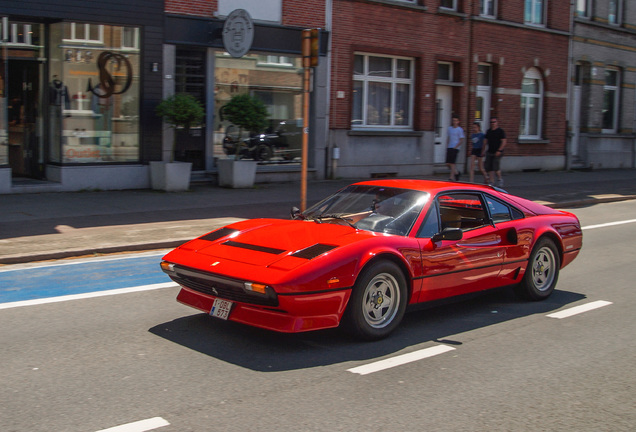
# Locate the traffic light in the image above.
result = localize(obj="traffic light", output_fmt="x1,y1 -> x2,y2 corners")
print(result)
302,28 -> 320,68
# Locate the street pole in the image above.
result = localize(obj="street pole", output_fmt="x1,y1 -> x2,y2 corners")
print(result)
301,29 -> 319,211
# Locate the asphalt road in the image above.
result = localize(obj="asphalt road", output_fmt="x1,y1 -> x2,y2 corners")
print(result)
1,201 -> 635,431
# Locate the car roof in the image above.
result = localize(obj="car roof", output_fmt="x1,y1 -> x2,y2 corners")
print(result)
352,179 -> 500,195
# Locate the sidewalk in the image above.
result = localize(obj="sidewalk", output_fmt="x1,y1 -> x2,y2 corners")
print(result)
1,169 -> 635,265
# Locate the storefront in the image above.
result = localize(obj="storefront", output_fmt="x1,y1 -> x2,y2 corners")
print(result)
0,0 -> 163,193
163,14 -> 328,182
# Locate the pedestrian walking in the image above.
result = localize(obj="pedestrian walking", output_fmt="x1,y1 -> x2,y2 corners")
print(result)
446,115 -> 465,181
469,122 -> 488,183
484,117 -> 507,186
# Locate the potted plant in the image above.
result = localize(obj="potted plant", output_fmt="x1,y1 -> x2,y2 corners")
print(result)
152,93 -> 204,191
217,93 -> 269,188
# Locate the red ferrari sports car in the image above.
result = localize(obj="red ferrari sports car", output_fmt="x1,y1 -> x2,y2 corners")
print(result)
161,180 -> 582,340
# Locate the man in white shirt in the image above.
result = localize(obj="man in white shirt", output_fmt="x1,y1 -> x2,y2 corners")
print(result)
446,115 -> 465,181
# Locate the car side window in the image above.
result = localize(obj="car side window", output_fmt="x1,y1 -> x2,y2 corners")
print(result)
417,201 -> 440,238
438,193 -> 488,232
484,195 -> 524,223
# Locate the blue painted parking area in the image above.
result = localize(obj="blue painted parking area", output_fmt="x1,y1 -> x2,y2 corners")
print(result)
0,254 -> 171,304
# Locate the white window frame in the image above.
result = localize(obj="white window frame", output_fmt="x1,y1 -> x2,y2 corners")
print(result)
602,68 -> 620,134
63,23 -> 104,44
520,68 -> 543,139
352,53 -> 414,130
575,0 -> 591,18
608,0 -> 623,25
524,0 -> 546,26
440,0 -> 457,11
480,0 -> 496,18
4,22 -> 33,45
121,27 -> 139,50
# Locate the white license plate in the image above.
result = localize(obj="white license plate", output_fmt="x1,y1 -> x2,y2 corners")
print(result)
210,298 -> 233,320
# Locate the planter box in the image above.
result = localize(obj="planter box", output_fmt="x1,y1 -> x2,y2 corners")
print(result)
217,159 -> 257,188
150,161 -> 192,192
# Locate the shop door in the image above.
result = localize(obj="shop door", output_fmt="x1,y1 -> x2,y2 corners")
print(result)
8,60 -> 43,178
174,48 -> 206,170
434,86 -> 452,164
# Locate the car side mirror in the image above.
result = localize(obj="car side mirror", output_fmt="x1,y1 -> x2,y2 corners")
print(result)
432,227 -> 463,242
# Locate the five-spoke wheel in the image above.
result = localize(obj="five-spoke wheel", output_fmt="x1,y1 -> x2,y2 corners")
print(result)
343,260 -> 407,340
516,238 -> 560,300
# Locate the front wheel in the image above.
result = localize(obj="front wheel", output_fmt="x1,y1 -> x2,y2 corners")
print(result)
343,260 -> 407,340
515,238 -> 560,301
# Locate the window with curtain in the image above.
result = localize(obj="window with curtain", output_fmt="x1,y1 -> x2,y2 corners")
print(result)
602,68 -> 620,133
519,68 -> 543,138
524,0 -> 545,25
352,54 -> 414,129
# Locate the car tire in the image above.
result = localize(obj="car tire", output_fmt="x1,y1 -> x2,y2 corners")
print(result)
515,238 -> 560,301
343,260 -> 407,340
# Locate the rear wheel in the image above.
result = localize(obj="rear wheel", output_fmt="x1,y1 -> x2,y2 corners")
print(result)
515,238 -> 560,300
343,260 -> 407,340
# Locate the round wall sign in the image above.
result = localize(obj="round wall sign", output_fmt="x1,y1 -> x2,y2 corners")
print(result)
223,9 -> 254,58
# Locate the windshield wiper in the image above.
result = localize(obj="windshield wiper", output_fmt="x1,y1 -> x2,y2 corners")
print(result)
313,214 -> 356,228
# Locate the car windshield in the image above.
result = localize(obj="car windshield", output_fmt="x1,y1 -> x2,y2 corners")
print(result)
302,185 -> 429,236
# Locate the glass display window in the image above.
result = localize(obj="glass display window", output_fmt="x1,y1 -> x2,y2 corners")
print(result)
49,22 -> 140,164
213,51 -> 304,164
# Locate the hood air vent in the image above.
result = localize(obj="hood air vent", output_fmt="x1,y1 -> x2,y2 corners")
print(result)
200,228 -> 239,242
292,244 -> 337,260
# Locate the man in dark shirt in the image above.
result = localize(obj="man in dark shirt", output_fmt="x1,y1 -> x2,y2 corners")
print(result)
484,117 -> 507,187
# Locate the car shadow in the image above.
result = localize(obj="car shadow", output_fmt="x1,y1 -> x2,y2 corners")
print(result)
148,287 -> 585,372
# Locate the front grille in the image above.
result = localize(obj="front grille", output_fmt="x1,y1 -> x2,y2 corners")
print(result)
170,265 -> 278,307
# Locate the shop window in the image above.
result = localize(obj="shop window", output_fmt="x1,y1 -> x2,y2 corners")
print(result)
480,0 -> 496,18
49,22 -> 140,164
602,68 -> 620,133
214,51 -> 304,164
352,53 -> 414,129
519,68 -> 543,139
524,0 -> 545,25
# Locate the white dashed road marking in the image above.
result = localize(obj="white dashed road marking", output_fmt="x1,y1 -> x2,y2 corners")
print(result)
547,300 -> 613,319
95,417 -> 170,432
582,218 -> 636,230
347,344 -> 456,375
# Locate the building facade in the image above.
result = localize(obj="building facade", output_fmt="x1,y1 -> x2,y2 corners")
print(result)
569,0 -> 636,169
4,1 -> 621,194
161,0 -> 329,183
0,0 -> 164,193
328,0 -> 570,179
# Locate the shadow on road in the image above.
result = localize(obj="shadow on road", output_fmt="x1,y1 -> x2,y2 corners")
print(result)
149,287 -> 585,372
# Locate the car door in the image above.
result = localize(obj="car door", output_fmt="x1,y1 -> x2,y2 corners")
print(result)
416,193 -> 505,302
482,193 -> 530,282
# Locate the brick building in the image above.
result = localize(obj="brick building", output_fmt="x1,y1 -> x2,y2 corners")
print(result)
328,0 -> 571,179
